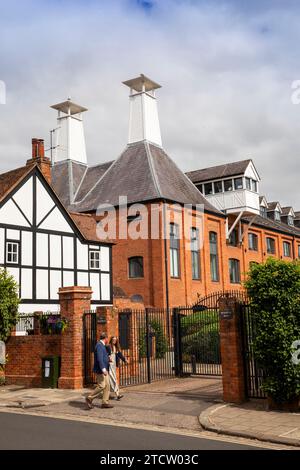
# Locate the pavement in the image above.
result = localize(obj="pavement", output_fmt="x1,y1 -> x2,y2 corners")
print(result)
1,377 -> 300,448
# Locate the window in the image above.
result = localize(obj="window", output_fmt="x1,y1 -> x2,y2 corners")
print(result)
89,250 -> 100,269
128,257 -> 144,278
209,232 -> 219,282
229,259 -> 241,284
234,177 -> 243,190
170,224 -> 180,278
204,182 -> 213,195
224,179 -> 233,192
274,210 -> 281,221
118,313 -> 130,349
191,227 -> 200,280
6,242 -> 19,264
127,212 -> 142,223
245,177 -> 251,190
213,181 -> 223,194
266,237 -> 276,254
248,233 -> 258,251
252,180 -> 258,192
283,241 -> 291,257
287,215 -> 294,226
228,228 -> 238,247
298,245 -> 300,259
260,206 -> 267,218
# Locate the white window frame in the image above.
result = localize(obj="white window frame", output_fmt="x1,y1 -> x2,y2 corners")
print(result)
6,241 -> 19,264
89,250 -> 100,270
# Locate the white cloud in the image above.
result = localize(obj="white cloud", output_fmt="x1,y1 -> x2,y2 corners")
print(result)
0,0 -> 300,207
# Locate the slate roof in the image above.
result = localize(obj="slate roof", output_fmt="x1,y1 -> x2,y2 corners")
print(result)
51,160 -> 87,207
186,159 -> 252,183
69,141 -> 222,215
281,206 -> 293,216
243,214 -> 300,237
267,201 -> 280,211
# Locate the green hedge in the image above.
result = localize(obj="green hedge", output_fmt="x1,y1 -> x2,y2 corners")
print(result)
139,319 -> 168,359
245,258 -> 300,403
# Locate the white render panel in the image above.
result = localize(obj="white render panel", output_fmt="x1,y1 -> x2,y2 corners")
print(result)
50,235 -> 61,268
50,270 -> 61,299
77,240 -> 88,270
39,207 -> 73,233
63,270 -> 74,287
90,272 -> 100,300
62,237 -> 74,269
13,177 -> 33,224
0,228 -> 4,263
21,231 -> 32,266
7,267 -> 19,286
21,268 -> 32,299
101,273 -> 110,301
77,271 -> 89,286
36,233 -> 48,267
7,229 -> 20,240
36,269 -> 48,299
244,162 -> 260,181
100,246 -> 110,272
36,178 -> 55,225
206,189 -> 260,215
0,199 -> 30,227
18,304 -> 59,314
143,93 -> 162,146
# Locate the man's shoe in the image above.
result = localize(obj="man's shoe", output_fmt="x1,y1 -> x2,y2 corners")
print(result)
85,397 -> 93,409
117,394 -> 124,400
101,403 -> 114,409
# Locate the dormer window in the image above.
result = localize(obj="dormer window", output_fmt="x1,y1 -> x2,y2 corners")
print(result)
274,210 -> 281,222
213,181 -> 223,194
260,206 -> 267,218
224,179 -> 233,192
287,215 -> 294,226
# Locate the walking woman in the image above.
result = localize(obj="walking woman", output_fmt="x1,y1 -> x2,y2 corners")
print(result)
107,336 -> 127,400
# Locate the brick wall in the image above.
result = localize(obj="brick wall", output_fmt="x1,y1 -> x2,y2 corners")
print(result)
5,335 -> 61,387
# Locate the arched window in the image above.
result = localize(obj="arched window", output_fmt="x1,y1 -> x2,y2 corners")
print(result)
128,257 -> 144,278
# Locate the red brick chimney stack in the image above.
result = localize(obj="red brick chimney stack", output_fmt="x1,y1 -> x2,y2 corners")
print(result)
27,138 -> 52,185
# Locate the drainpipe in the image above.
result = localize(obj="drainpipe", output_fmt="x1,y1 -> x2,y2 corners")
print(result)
162,201 -> 170,330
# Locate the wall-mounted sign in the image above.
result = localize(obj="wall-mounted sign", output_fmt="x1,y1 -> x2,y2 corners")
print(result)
220,309 -> 233,320
0,341 -> 6,365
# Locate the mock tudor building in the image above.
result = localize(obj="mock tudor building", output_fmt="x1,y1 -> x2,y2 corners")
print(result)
0,139 -> 113,313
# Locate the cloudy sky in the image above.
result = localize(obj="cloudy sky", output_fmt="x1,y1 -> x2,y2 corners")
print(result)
1,0 -> 300,207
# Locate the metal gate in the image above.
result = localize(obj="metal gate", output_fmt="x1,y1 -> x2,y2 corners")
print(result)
83,310 -> 106,386
240,302 -> 266,398
173,291 -> 222,376
118,308 -> 175,387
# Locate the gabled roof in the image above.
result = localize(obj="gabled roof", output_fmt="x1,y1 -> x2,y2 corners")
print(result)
294,211 -> 300,220
0,162 -> 112,245
243,214 -> 300,237
71,141 -> 222,215
186,159 -> 253,184
267,201 -> 282,212
259,195 -> 268,207
281,206 -> 295,217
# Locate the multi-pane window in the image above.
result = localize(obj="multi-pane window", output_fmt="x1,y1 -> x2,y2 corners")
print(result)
245,177 -> 251,190
228,229 -> 238,247
234,177 -> 243,190
266,237 -> 276,254
283,241 -> 291,257
274,210 -> 281,221
287,215 -> 294,226
128,257 -> 144,278
260,206 -> 267,218
209,232 -> 219,282
6,242 -> 19,264
229,259 -> 241,284
224,179 -> 233,192
170,223 -> 180,278
248,233 -> 258,251
213,181 -> 223,194
204,182 -> 213,195
191,227 -> 200,280
89,250 -> 100,269
298,245 -> 300,259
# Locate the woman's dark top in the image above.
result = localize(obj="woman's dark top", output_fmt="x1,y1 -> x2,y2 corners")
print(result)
106,345 -> 126,368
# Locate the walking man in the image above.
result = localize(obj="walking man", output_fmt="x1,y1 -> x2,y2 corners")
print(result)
86,332 -> 113,409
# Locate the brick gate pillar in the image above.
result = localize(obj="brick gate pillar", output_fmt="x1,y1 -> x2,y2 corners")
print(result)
58,286 -> 92,389
219,296 -> 246,404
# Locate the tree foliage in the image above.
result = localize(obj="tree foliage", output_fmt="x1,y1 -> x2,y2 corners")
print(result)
245,258 -> 300,403
0,269 -> 20,342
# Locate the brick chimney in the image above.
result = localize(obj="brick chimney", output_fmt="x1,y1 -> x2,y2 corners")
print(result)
27,138 -> 52,184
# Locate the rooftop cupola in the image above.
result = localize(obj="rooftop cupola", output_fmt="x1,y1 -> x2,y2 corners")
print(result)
123,74 -> 162,147
50,98 -> 88,164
